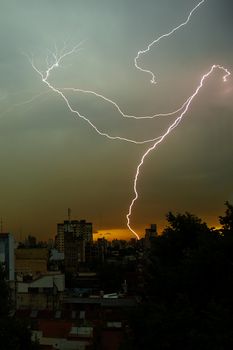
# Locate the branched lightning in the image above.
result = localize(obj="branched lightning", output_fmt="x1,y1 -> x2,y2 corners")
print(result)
27,0 -> 231,240
62,87 -> 192,120
0,90 -> 50,119
126,65 -> 230,240
134,0 -> 206,84
27,51 -> 164,145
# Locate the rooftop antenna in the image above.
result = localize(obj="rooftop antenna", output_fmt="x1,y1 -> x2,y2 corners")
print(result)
68,208 -> 71,222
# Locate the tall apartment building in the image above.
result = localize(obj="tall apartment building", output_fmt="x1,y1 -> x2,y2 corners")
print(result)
64,232 -> 86,273
0,233 -> 15,280
55,223 -> 66,253
55,219 -> 93,253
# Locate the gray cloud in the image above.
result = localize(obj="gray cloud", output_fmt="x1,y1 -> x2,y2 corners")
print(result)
0,0 -> 232,238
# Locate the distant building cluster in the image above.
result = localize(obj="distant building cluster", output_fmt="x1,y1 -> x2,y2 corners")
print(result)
0,216 -> 157,350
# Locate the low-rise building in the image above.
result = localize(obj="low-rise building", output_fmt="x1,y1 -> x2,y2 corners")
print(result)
49,248 -> 64,272
16,272 -> 65,310
15,248 -> 49,277
32,320 -> 93,350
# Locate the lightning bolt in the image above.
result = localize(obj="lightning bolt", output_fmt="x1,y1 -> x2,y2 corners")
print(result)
134,0 -> 206,84
27,0 -> 231,240
0,90 -> 50,119
127,65 -> 230,240
27,50 -> 164,145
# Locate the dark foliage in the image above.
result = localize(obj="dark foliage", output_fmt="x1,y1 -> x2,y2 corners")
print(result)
0,317 -> 38,350
129,203 -> 233,349
0,266 -> 38,350
219,201 -> 233,233
0,267 -> 11,318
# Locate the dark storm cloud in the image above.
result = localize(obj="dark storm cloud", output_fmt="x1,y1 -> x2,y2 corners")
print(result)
0,0 -> 232,238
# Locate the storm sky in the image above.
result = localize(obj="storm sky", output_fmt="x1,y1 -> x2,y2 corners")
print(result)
0,0 -> 232,240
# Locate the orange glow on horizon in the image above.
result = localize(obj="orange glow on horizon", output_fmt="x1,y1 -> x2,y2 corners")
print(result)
94,218 -> 223,241
93,228 -> 143,241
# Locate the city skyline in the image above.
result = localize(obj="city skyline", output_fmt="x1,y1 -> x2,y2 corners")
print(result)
0,0 -> 232,240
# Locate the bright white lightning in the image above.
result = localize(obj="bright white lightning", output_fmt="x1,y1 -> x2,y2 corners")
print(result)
28,0 -> 231,240
134,0 -> 206,84
62,87 -> 192,120
28,51 -> 164,145
126,65 -> 230,240
28,48 -> 193,145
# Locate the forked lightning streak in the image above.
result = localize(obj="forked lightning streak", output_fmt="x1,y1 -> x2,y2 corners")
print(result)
28,0 -> 231,239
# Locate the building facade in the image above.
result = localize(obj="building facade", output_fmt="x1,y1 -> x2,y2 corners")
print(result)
16,272 -> 65,310
64,232 -> 86,274
145,224 -> 157,249
55,220 -> 93,253
15,248 -> 49,278
0,233 -> 15,280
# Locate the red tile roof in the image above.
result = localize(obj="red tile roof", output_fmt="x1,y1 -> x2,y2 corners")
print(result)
101,329 -> 124,350
38,320 -> 72,338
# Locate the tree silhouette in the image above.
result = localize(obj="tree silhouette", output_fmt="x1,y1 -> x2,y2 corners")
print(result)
219,201 -> 233,233
0,265 -> 38,350
129,206 -> 233,349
